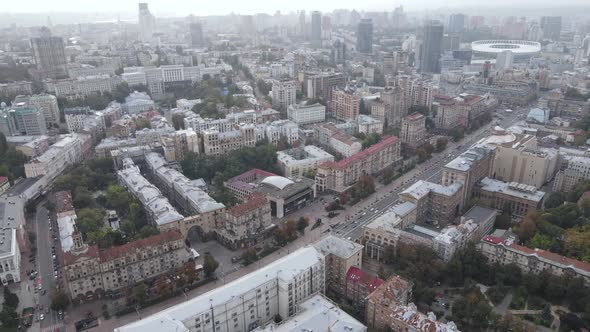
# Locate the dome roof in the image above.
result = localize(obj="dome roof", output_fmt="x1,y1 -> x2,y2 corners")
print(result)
261,176 -> 294,190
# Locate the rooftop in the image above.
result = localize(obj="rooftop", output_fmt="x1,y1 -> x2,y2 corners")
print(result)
324,136 -> 400,170
228,193 -> 268,217
444,145 -> 494,172
366,275 -> 413,307
253,294 -> 367,332
313,235 -> 363,259
115,246 -> 325,332
400,180 -> 462,200
478,177 -> 545,202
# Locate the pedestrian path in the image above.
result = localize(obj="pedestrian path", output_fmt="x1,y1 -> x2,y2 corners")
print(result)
41,322 -> 64,332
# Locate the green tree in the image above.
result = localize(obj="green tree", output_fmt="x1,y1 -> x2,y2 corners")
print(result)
3,287 -> 18,308
203,254 -> 220,278
0,306 -> 18,328
241,248 -> 258,265
51,290 -> 70,311
136,118 -> 151,129
435,137 -> 448,152
545,192 -> 566,209
297,217 -> 309,233
76,208 -> 105,236
132,282 -> 149,305
105,184 -> 132,215
172,113 -> 186,130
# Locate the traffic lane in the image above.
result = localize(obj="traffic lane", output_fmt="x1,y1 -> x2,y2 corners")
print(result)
35,205 -> 58,329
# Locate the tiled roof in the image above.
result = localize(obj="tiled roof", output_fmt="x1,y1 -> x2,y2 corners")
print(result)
346,266 -> 383,291
99,230 -> 183,262
228,193 -> 268,217
54,191 -> 74,214
0,176 -> 8,185
62,245 -> 100,266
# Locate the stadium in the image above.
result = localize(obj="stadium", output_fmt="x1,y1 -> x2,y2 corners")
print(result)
471,40 -> 542,62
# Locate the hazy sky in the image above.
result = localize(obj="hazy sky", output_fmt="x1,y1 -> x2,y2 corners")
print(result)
3,0 -> 590,16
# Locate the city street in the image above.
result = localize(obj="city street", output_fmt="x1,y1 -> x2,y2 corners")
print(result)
34,202 -> 65,332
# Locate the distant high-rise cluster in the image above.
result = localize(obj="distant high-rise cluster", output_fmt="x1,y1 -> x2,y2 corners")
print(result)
540,16 -> 562,40
189,22 -> 204,47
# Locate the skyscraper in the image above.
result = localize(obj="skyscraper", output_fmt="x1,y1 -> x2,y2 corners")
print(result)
138,3 -> 156,42
298,10 -> 306,37
420,21 -> 444,73
30,28 -> 68,79
311,11 -> 322,49
392,6 -> 405,30
189,22 -> 204,47
357,19 -> 373,54
448,13 -> 466,33
540,16 -> 562,41
331,40 -> 346,65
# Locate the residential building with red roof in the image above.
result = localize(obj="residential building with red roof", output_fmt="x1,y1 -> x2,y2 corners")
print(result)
344,266 -> 383,308
0,176 -> 9,194
316,135 -> 402,193
63,230 -> 190,302
217,193 -> 272,249
479,235 -> 590,285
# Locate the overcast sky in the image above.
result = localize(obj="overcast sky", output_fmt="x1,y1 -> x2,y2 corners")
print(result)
3,0 -> 590,16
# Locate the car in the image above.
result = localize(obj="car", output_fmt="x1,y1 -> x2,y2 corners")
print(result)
41,289 -> 46,295
39,314 -> 44,321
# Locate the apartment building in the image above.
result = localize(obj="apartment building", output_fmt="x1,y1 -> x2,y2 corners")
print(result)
24,134 -> 92,181
357,114 -> 383,135
479,235 -> 590,285
363,202 -> 417,261
344,267 -> 383,308
63,230 -> 189,301
399,180 -> 463,226
115,246 -> 326,332
304,72 -> 346,101
379,86 -> 406,126
202,125 -> 256,156
442,144 -> 495,205
0,105 -> 47,136
277,145 -> 334,177
124,91 -> 156,114
315,135 -> 401,193
117,158 -> 184,227
14,94 -> 60,127
264,120 -> 299,145
313,236 -> 363,295
474,177 -> 545,217
44,75 -> 122,99
287,103 -> 326,125
0,81 -> 32,97
218,193 -> 272,249
491,134 -> 557,188
271,80 -> 297,111
331,88 -> 360,121
314,123 -> 362,158
463,80 -> 536,106
365,275 -> 413,330
0,229 -> 21,285
161,129 -> 200,162
553,155 -> 590,193
400,112 -> 426,147
64,107 -> 106,135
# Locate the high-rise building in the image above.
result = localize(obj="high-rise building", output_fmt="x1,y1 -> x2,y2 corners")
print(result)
138,3 -> 156,42
331,40 -> 346,65
30,28 -> 68,79
392,6 -> 405,30
189,22 -> 204,47
311,11 -> 322,48
448,13 -> 466,33
271,80 -> 297,111
400,113 -> 426,148
331,88 -> 360,121
241,15 -> 255,37
298,10 -> 306,37
322,16 -> 332,40
540,16 -> 562,41
420,21 -> 444,73
357,19 -> 373,54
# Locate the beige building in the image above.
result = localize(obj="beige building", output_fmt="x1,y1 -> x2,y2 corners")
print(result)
479,235 -> 590,286
365,275 -> 413,330
490,134 -> 557,188
315,135 -> 401,193
217,193 -> 272,249
442,144 -> 495,205
63,230 -> 189,301
202,124 -> 256,156
331,88 -> 360,121
553,155 -> 590,193
313,236 -> 363,295
380,86 -> 406,126
474,177 -> 545,217
400,112 -> 426,148
363,202 -> 417,261
271,80 -> 297,111
277,145 -> 334,177
399,180 -> 463,226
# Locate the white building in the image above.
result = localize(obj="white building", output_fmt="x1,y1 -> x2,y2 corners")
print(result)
44,75 -> 121,99
115,246 -> 326,332
23,94 -> 60,127
0,229 -> 21,285
287,103 -> 326,125
356,114 -> 383,135
176,99 -> 202,111
24,134 -> 91,181
264,120 -> 299,145
271,80 -> 297,111
124,91 -> 155,114
277,145 -> 334,177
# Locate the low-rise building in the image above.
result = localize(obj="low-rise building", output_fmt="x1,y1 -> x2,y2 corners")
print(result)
15,135 -> 50,158
344,267 -> 383,308
277,145 -> 334,177
365,275 -> 413,330
356,114 -> 383,135
0,228 -> 21,285
363,202 -> 417,261
479,235 -> 590,285
124,91 -> 156,114
553,154 -> 590,193
474,177 -> 545,217
202,124 -> 256,156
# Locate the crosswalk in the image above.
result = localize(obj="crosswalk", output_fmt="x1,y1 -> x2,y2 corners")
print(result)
41,322 -> 64,332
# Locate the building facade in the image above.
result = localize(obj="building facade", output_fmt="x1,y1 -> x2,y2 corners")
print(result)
400,113 -> 426,148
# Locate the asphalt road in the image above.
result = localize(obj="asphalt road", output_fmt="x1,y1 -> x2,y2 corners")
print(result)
328,108 -> 524,242
34,203 -> 64,331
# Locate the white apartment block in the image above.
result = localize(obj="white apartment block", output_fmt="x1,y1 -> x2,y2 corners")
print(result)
25,94 -> 60,127
277,145 -> 335,177
271,80 -> 297,110
45,75 -> 122,99
0,229 -> 21,285
115,246 -> 326,332
264,120 -> 299,145
24,134 -> 91,181
202,125 -> 256,156
357,114 -> 384,135
287,103 -> 326,125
